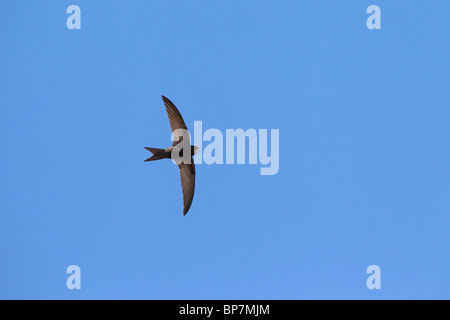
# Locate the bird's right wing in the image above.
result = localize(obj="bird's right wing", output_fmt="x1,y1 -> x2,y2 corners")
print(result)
178,161 -> 195,215
162,95 -> 188,131
162,96 -> 189,146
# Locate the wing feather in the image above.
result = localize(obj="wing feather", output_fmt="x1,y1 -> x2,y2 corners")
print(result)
162,95 -> 188,132
178,160 -> 195,215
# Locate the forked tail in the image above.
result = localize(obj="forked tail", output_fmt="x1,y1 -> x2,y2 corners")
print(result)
144,147 -> 165,161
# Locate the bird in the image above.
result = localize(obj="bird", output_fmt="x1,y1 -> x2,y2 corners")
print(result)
144,96 -> 200,215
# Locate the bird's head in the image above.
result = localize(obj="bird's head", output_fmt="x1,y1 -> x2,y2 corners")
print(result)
193,145 -> 200,155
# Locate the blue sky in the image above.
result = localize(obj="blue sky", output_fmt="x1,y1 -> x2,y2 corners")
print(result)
1,1 -> 449,299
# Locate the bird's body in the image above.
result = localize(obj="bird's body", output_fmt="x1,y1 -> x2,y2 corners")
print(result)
145,96 -> 199,215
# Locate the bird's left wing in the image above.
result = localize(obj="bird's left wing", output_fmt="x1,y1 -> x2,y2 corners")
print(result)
178,160 -> 195,215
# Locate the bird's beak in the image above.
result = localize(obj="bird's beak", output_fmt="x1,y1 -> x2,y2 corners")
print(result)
194,146 -> 200,155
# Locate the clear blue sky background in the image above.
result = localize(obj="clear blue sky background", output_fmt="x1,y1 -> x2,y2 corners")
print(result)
1,1 -> 449,299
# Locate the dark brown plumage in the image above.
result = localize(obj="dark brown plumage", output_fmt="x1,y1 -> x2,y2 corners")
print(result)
145,96 -> 198,215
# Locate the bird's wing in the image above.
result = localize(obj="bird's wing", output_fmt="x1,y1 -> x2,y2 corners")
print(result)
161,96 -> 189,146
178,160 -> 195,215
